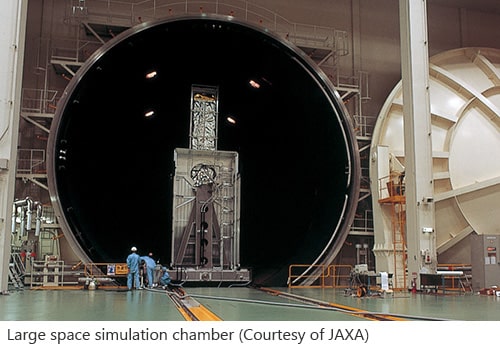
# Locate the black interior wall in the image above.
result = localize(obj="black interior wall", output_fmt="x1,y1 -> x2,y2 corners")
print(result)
48,15 -> 359,286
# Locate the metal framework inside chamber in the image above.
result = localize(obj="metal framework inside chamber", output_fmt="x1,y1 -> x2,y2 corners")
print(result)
171,85 -> 250,283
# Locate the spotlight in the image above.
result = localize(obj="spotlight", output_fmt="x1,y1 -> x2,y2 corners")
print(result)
144,110 -> 155,118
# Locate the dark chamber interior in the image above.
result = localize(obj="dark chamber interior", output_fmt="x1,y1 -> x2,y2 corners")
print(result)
50,16 -> 357,286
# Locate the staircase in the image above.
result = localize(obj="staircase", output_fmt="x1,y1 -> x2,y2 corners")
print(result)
8,253 -> 25,290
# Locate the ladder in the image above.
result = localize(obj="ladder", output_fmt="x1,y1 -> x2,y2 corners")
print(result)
8,263 -> 24,290
459,273 -> 473,294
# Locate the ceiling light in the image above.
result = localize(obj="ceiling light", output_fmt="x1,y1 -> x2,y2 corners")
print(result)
146,71 -> 157,79
226,116 -> 236,124
249,80 -> 260,89
144,110 -> 155,118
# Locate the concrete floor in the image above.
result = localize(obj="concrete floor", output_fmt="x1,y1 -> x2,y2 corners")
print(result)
1,287 -> 500,321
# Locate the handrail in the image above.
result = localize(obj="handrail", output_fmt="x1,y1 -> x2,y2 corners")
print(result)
328,264 -> 352,289
288,264 -> 352,289
437,263 -> 472,292
378,173 -> 405,201
69,0 -> 346,52
437,263 -> 472,271
17,149 -> 46,174
84,262 -> 129,278
21,88 -> 59,115
287,264 -> 326,288
351,209 -> 373,233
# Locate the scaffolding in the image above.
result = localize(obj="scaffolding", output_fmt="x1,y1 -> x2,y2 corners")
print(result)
378,174 -> 407,290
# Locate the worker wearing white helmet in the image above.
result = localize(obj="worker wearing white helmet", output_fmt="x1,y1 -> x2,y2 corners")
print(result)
126,246 -> 141,290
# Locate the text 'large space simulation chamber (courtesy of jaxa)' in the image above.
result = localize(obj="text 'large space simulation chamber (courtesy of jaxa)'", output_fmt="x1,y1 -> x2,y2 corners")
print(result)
47,14 -> 360,286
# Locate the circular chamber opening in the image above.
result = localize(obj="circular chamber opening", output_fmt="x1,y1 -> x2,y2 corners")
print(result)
47,15 -> 360,286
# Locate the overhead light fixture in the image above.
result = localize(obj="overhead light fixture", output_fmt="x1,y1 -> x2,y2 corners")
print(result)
226,116 -> 236,124
145,71 -> 157,79
249,79 -> 260,89
144,110 -> 155,118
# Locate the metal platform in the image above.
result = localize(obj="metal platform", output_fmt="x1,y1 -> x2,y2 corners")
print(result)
169,267 -> 251,286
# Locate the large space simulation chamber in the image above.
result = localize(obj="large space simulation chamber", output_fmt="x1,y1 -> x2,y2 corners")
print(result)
47,14 -> 360,285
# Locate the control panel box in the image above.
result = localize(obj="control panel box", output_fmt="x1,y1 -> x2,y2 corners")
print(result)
471,234 -> 500,290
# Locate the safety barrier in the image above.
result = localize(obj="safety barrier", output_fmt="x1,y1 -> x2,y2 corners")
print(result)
288,264 -> 352,289
289,263 -> 473,293
84,262 -> 128,277
328,265 -> 353,289
436,263 -> 472,293
81,262 -> 129,288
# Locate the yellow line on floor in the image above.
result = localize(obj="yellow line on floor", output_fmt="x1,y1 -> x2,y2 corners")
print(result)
324,301 -> 405,321
259,287 -> 405,321
188,305 -> 222,321
176,306 -> 194,321
168,288 -> 222,321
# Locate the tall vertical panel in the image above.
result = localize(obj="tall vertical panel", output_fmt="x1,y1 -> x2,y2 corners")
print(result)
0,0 -> 27,292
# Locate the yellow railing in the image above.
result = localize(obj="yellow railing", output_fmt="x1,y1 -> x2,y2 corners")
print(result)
288,264 -> 352,289
84,262 -> 129,278
378,173 -> 405,202
328,264 -> 353,289
287,264 -> 326,288
289,263 -> 472,292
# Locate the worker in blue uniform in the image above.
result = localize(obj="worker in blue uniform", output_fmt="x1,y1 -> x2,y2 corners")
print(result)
126,246 -> 141,290
159,266 -> 171,289
140,253 -> 156,288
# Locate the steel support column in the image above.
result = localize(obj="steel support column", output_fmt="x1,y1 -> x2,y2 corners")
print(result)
399,0 -> 436,288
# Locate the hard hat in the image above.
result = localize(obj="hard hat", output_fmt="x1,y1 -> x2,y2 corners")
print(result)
131,246 -> 137,252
